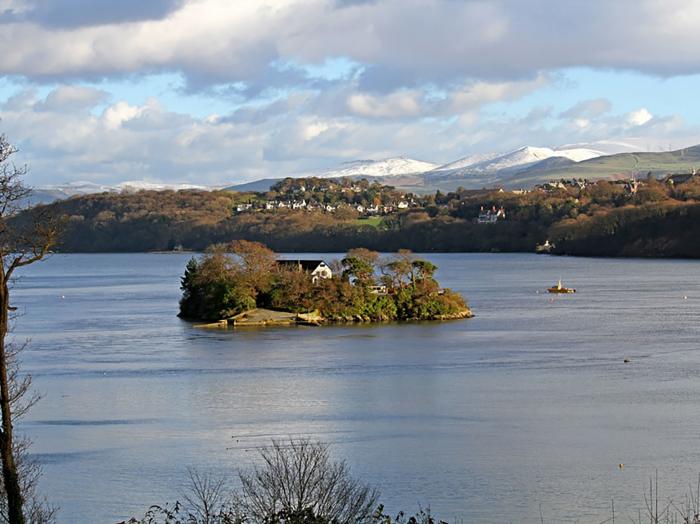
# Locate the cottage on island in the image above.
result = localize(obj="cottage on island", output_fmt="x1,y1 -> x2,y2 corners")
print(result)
277,259 -> 333,283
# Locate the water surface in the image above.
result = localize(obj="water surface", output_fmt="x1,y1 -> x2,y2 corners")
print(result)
12,253 -> 700,523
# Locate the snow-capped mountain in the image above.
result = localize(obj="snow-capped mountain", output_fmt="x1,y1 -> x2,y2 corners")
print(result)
41,180 -> 210,197
316,157 -> 439,179
116,180 -> 209,192
35,144 -> 615,201
553,147 -> 604,162
40,181 -> 114,196
430,146 -> 602,175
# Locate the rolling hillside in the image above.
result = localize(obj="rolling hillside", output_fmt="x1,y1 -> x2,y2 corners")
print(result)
502,145 -> 700,187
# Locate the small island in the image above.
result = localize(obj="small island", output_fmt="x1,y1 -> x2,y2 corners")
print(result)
179,240 -> 472,326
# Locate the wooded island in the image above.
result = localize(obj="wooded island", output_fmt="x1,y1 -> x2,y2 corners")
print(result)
179,241 -> 472,324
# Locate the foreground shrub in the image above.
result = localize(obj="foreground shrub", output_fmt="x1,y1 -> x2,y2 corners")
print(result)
126,439 -> 378,524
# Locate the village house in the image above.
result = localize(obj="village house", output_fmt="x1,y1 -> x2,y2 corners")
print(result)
277,259 -> 333,283
542,180 -> 567,191
664,170 -> 696,185
477,205 -> 506,224
624,179 -> 640,194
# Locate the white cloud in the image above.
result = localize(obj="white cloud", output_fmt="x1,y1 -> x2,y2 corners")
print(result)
39,85 -> 108,112
446,76 -> 549,113
2,1 -> 700,186
101,101 -> 145,130
627,107 -> 653,126
2,84 -> 697,188
0,0 -> 700,89
560,98 -> 612,119
346,90 -> 422,118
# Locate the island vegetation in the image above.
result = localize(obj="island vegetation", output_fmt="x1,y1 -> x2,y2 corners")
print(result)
178,241 -> 471,323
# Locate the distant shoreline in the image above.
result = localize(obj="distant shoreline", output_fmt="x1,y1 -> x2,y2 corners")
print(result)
50,249 -> 700,261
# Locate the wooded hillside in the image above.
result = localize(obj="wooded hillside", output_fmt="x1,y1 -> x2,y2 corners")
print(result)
22,175 -> 700,257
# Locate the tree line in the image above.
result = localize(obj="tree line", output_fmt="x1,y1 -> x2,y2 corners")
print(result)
14,173 -> 700,257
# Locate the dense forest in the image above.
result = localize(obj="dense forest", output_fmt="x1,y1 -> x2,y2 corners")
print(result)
20,174 -> 700,257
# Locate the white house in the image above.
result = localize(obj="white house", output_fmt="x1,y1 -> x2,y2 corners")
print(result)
278,260 -> 333,283
477,205 -> 506,224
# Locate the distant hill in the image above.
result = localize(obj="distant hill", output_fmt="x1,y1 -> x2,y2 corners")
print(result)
30,144 -> 700,201
26,180 -> 212,206
226,178 -> 282,192
429,146 -> 601,176
227,145 -> 700,194
316,156 -> 438,178
376,145 -> 700,192
23,173 -> 700,258
23,188 -> 73,206
502,145 -> 700,187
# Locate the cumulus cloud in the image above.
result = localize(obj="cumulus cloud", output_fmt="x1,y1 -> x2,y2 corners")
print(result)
560,98 -> 613,119
1,0 -> 700,186
627,107 -> 653,126
1,83 -> 697,188
342,76 -> 549,119
346,90 -> 423,118
38,86 -> 109,112
0,0 -> 699,89
0,0 -> 185,28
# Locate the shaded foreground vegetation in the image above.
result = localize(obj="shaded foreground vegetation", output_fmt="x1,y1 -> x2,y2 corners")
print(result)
124,438 -> 700,524
123,439 -> 444,524
179,241 -> 470,322
23,174 -> 700,257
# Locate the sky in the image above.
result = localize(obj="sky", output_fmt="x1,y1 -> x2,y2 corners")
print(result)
2,0 -> 700,186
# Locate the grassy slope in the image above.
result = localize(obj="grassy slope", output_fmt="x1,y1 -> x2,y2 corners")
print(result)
392,146 -> 700,193
504,146 -> 700,187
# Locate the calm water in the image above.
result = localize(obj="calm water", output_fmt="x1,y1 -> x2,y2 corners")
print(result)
10,253 -> 700,523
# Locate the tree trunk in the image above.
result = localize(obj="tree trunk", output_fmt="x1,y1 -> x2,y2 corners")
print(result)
0,277 -> 25,524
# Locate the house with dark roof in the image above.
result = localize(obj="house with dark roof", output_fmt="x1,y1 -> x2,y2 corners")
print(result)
277,259 -> 333,283
664,172 -> 696,185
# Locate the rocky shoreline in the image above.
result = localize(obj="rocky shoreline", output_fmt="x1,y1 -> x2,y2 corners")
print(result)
196,306 -> 473,329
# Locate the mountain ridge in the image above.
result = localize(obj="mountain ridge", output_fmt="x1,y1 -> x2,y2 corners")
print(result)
32,144 -> 700,202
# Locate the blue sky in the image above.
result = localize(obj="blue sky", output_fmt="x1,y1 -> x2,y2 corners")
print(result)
1,0 -> 700,186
